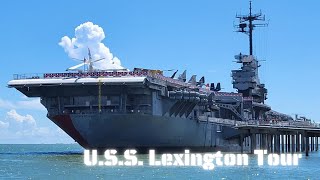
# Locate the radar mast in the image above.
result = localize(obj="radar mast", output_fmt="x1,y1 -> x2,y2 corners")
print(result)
235,1 -> 267,55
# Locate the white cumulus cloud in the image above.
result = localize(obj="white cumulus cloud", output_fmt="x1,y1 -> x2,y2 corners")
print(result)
6,109 -> 36,127
4,109 -> 37,135
0,97 -> 46,111
0,120 -> 9,129
59,22 -> 124,70
1,110 -> 73,143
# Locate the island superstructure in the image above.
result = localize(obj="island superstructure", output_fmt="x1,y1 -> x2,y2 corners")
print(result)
8,2 -> 318,153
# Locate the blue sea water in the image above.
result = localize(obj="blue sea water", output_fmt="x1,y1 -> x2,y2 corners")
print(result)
0,144 -> 320,179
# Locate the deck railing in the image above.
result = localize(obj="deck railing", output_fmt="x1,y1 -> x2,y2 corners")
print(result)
13,73 -> 44,80
13,71 -> 149,80
198,116 -> 320,129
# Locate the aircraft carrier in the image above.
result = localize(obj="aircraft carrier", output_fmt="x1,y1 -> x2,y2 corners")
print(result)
7,2 -> 302,152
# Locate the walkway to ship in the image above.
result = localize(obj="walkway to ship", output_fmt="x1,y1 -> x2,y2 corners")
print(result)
199,116 -> 320,156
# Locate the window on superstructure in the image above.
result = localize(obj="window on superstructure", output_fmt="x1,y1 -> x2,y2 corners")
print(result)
109,95 -> 120,105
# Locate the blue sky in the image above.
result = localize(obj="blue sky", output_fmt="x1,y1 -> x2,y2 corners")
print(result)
0,0 -> 319,143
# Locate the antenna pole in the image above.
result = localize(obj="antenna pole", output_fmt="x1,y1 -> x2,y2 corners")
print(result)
235,1 -> 267,56
249,1 -> 253,55
84,58 -> 86,72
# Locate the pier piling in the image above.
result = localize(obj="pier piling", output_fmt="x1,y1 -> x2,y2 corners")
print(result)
287,134 -> 290,153
281,134 -> 284,153
306,135 -> 309,156
291,135 -> 295,153
250,133 -> 256,154
296,133 -> 300,152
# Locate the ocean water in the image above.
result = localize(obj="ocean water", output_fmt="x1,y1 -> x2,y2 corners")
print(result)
0,144 -> 320,179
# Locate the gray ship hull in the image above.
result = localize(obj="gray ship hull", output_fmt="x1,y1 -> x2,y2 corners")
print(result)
49,113 -> 237,152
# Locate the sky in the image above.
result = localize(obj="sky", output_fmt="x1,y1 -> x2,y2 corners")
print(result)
0,0 -> 319,144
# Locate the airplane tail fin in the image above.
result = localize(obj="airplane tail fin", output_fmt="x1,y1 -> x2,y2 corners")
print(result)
210,83 -> 215,91
197,76 -> 205,86
215,82 -> 221,91
188,75 -> 197,85
171,70 -> 178,79
178,70 -> 187,82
